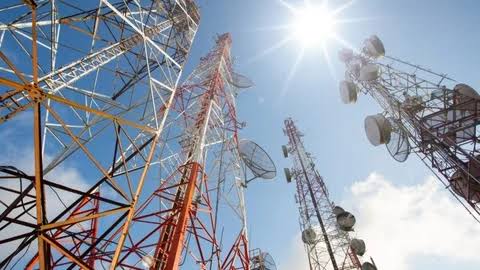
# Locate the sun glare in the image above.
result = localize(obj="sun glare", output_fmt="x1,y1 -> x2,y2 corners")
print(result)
248,0 -> 360,94
291,5 -> 336,47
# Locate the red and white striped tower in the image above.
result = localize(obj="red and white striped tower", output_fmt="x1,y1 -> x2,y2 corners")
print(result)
101,33 -> 253,270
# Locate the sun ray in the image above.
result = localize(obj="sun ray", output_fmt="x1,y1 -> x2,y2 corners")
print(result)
322,43 -> 338,81
331,33 -> 359,53
281,47 -> 306,97
331,0 -> 355,16
246,36 -> 293,65
277,0 -> 297,13
336,16 -> 380,24
247,24 -> 293,33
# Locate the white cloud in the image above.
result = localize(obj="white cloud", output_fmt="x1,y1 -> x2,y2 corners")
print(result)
345,172 -> 480,270
0,144 -> 90,266
278,172 -> 480,270
277,233 -> 310,270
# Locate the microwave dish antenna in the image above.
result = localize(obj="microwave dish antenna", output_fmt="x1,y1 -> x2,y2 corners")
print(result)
239,139 -> 277,183
386,118 -> 411,162
227,72 -> 254,89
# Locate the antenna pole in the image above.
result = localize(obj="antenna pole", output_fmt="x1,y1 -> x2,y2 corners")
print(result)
339,35 -> 480,221
283,118 -> 361,270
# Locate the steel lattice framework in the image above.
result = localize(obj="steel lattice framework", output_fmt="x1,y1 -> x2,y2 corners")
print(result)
104,32 -> 251,270
0,0 -> 202,269
283,118 -> 361,270
339,36 -> 480,221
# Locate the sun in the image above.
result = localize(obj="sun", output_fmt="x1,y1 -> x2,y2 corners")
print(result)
291,4 -> 336,48
247,0 -> 362,94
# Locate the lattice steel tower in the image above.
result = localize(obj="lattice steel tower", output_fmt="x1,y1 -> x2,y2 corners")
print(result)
0,0 -> 206,269
282,118 -> 369,270
338,35 -> 480,220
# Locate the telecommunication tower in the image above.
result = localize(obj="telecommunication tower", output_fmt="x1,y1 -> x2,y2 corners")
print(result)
0,0 -> 204,268
104,32 -> 276,270
282,118 -> 376,270
0,0 -> 277,267
338,35 -> 480,220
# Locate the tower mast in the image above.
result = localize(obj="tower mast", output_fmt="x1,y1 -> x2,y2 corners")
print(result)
283,118 -> 361,270
338,35 -> 480,220
0,1 -> 200,268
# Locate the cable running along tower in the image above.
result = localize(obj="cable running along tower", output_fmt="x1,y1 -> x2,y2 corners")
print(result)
283,118 -> 370,270
338,35 -> 480,220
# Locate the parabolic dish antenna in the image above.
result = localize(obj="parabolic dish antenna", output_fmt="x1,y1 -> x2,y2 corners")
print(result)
339,80 -> 358,104
239,140 -> 277,180
227,72 -> 254,89
251,252 -> 277,270
364,35 -> 385,59
284,168 -> 292,183
337,211 -> 356,231
362,262 -> 378,270
364,114 -> 392,146
301,227 -> 317,245
350,238 -> 366,256
359,64 -> 379,81
338,48 -> 354,63
386,118 -> 411,163
332,206 -> 345,217
454,83 -> 479,111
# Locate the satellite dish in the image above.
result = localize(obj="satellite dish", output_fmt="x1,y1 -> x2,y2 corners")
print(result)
337,211 -> 356,231
386,118 -> 411,163
347,61 -> 362,79
362,262 -> 378,270
359,64 -> 379,81
301,227 -> 317,245
364,35 -> 385,58
239,140 -> 276,180
284,168 -> 292,183
350,238 -> 366,256
339,48 -> 354,63
454,83 -> 479,111
454,83 -> 479,100
364,114 -> 392,146
227,72 -> 254,89
339,81 -> 358,104
332,206 -> 345,217
282,145 -> 289,158
251,251 -> 277,270
449,156 -> 480,203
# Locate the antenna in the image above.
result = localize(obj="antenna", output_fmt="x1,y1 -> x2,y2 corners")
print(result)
338,35 -> 480,220
227,72 -> 255,89
0,1 -> 200,269
283,118 -> 378,270
386,118 -> 411,162
250,249 -> 277,270
239,139 -> 277,184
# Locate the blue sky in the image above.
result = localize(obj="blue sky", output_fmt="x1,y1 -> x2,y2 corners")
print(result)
187,0 -> 480,269
1,0 -> 480,269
